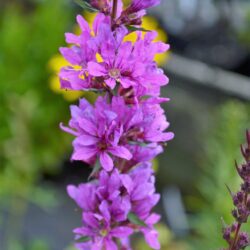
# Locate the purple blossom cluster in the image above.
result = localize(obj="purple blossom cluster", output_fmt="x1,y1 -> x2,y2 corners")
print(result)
222,131 -> 250,250
59,0 -> 173,249
60,96 -> 173,171
59,12 -> 169,99
68,163 -> 160,249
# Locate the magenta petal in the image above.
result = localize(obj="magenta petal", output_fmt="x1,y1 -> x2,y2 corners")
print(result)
99,200 -> 111,222
65,32 -> 79,44
59,47 -> 81,65
133,63 -> 145,77
144,229 -> 160,250
67,185 -> 77,200
60,123 -> 79,136
78,118 -> 97,136
162,132 -> 175,141
83,212 -> 99,229
146,72 -> 169,85
104,238 -> 118,250
59,78 -> 71,89
105,78 -> 116,89
88,62 -> 107,77
109,146 -> 132,160
120,77 -> 135,88
110,226 -> 133,238
93,13 -> 107,34
74,134 -> 99,146
120,175 -> 133,194
76,15 -> 91,33
73,227 -> 95,237
71,147 -> 98,161
100,152 -> 113,171
145,213 -> 161,225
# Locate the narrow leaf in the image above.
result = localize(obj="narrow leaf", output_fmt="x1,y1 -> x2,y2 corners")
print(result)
76,236 -> 91,243
128,212 -> 147,227
74,0 -> 98,12
126,25 -> 150,32
225,184 -> 233,197
88,160 -> 101,180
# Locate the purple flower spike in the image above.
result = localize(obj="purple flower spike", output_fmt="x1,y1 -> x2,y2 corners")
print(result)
59,0 -> 173,249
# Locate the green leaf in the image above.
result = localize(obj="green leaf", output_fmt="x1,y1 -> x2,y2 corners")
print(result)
76,236 -> 91,243
128,212 -> 147,227
88,160 -> 101,180
126,26 -> 150,32
74,0 -> 98,12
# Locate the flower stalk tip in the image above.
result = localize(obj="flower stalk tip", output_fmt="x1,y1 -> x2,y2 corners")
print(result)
221,130 -> 250,250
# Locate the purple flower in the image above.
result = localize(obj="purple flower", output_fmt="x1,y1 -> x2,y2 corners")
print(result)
59,14 -> 111,91
68,172 -> 133,250
60,97 -> 132,171
68,163 -> 161,250
60,96 -> 173,171
59,13 -> 169,94
88,30 -> 169,91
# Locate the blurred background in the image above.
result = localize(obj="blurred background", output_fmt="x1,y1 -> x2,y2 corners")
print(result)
0,0 -> 250,249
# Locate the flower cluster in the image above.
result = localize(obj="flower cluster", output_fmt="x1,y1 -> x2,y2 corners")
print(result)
61,96 -> 173,171
59,12 -> 169,99
59,0 -> 173,249
68,163 -> 160,249
221,130 -> 250,250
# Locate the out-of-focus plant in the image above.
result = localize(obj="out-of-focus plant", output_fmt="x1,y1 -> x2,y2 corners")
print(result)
48,12 -> 169,101
238,9 -> 250,48
0,0 -> 74,249
220,130 -> 250,250
187,101 -> 250,250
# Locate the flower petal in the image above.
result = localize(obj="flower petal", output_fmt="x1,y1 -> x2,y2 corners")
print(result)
78,118 -> 97,136
144,229 -> 160,250
109,146 -> 132,160
74,134 -> 99,146
88,62 -> 107,76
76,15 -> 91,33
71,147 -> 98,161
59,47 -> 81,65
110,226 -> 133,238
100,152 -> 113,171
60,123 -> 79,136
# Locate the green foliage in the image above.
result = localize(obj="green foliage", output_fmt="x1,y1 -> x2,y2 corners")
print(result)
74,0 -> 98,12
128,212 -> 147,227
0,0 -> 73,201
188,101 -> 250,250
0,0 -> 75,249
